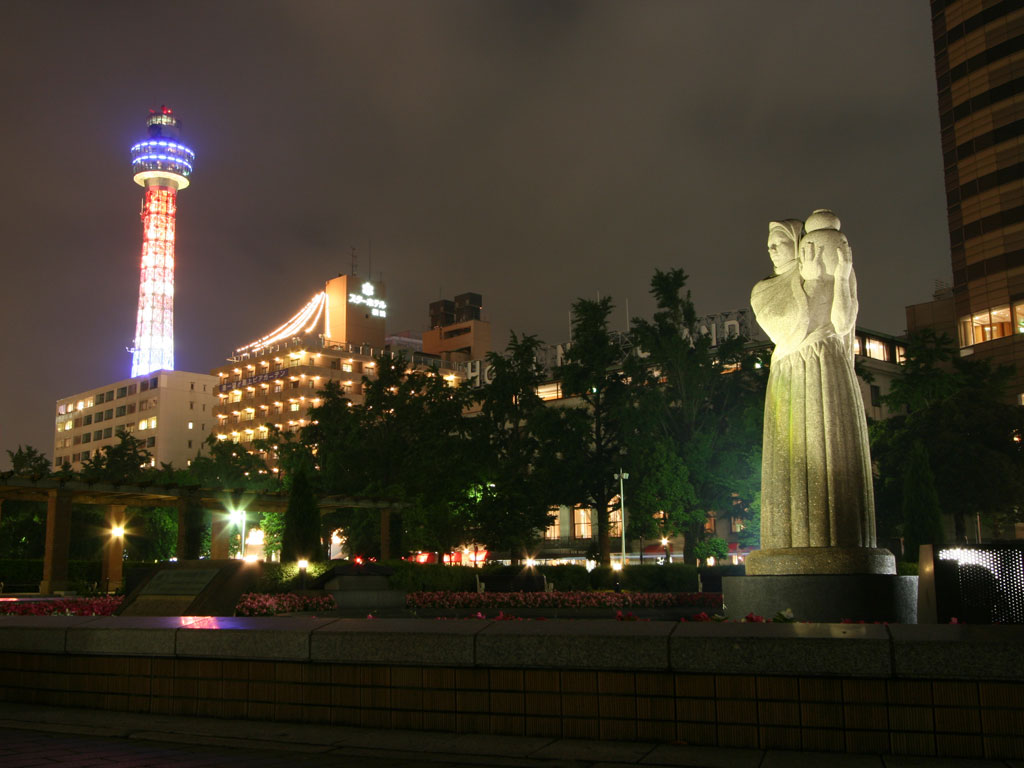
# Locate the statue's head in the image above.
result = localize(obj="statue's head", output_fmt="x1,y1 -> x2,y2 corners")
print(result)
767,220 -> 802,272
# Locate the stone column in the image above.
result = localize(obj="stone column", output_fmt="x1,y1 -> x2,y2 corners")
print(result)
210,513 -> 231,560
101,504 -> 126,593
40,489 -> 73,594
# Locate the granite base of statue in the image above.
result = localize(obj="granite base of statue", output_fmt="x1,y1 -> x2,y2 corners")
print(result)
116,560 -> 263,616
314,562 -> 408,617
723,211 -> 917,623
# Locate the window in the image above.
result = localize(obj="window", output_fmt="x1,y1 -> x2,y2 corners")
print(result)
93,430 -> 102,440
609,506 -> 622,538
229,390 -> 242,403
82,433 -> 91,444
146,437 -> 155,448
959,305 -> 1013,346
187,440 -> 193,449
140,380 -> 149,392
116,405 -> 126,417
106,391 -> 114,401
290,402 -> 300,412
545,508 -> 561,540
291,380 -> 300,389
73,435 -> 81,445
342,363 -> 353,373
94,412 -> 103,423
95,393 -> 105,405
864,338 -> 889,362
127,383 -> 137,395
189,401 -> 194,410
149,377 -> 158,389
870,385 -> 881,408
103,427 -> 112,439
83,414 -> 92,426
187,421 -> 194,430
104,409 -> 112,419
704,514 -> 717,534
127,403 -> 136,414
731,517 -> 745,533
573,507 -> 593,539
117,386 -> 127,398
190,381 -> 195,391
273,381 -> 283,393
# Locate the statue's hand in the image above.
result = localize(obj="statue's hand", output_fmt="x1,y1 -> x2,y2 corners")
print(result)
834,242 -> 853,280
799,241 -> 824,280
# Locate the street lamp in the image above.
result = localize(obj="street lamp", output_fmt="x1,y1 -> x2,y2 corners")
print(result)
614,470 -> 628,568
230,508 -> 247,560
298,558 -> 309,590
661,537 -> 670,565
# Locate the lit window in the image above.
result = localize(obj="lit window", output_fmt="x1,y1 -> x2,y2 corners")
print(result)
960,306 -> 1013,346
290,402 -> 300,412
864,337 -> 889,361
609,504 -> 622,537
187,421 -> 194,430
573,507 -> 593,539
544,508 -> 561,540
229,390 -> 242,403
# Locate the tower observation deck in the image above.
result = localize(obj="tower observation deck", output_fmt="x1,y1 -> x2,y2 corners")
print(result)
129,106 -> 195,377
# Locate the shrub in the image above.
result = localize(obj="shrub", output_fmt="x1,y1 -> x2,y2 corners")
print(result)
385,561 -> 479,593
897,561 -> 919,576
255,560 -> 332,593
589,564 -> 699,592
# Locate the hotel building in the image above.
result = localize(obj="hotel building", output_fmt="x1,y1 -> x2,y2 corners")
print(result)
210,274 -> 467,455
927,0 -> 1024,397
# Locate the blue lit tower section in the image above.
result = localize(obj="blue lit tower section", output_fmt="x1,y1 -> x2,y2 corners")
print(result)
128,106 -> 195,377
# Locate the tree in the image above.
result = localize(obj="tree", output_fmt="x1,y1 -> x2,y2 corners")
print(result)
554,297 -> 633,565
872,330 -> 1024,543
901,441 -> 944,562
281,463 -> 323,562
470,333 -> 555,562
78,429 -> 153,485
5,445 -> 50,479
628,269 -> 765,562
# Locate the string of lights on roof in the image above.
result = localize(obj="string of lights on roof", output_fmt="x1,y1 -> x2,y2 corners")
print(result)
235,291 -> 327,354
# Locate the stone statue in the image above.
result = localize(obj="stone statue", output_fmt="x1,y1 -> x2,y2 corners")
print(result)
747,210 -> 893,575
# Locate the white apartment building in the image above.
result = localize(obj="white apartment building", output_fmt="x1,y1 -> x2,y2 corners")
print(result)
53,370 -> 220,471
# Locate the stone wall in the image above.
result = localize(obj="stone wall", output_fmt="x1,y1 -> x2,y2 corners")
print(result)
0,616 -> 1021,759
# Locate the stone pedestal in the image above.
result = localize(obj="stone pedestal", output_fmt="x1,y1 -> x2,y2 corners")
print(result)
746,546 -> 896,575
723,573 -> 918,623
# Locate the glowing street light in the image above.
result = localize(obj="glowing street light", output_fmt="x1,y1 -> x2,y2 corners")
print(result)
661,537 -> 671,565
298,558 -> 309,590
111,525 -> 125,539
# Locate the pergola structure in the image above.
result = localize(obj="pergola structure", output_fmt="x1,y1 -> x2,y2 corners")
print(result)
0,478 -> 403,594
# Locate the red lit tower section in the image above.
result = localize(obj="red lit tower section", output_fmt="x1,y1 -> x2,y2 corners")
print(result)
129,106 -> 195,377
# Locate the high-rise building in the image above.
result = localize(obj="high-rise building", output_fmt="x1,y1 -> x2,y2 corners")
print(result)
928,0 -> 1024,397
129,106 -> 195,377
422,292 -> 491,362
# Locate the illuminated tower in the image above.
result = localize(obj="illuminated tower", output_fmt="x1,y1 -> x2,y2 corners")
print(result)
129,106 -> 195,377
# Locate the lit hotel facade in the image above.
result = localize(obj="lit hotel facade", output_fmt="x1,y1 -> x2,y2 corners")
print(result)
927,0 -> 1024,397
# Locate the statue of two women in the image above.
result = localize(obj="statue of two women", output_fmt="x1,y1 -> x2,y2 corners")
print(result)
748,210 -> 894,575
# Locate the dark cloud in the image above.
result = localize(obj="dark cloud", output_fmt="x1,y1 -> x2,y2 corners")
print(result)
0,0 -> 947,463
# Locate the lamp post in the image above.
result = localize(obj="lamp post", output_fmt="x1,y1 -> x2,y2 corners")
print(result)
614,470 -> 628,567
298,558 -> 308,591
661,537 -> 670,565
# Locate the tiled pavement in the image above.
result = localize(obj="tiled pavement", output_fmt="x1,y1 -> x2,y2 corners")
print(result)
0,703 -> 1018,768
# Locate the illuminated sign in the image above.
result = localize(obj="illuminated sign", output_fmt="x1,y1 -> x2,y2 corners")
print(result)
349,283 -> 387,318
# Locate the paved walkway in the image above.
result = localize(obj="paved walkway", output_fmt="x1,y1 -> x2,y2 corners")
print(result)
0,702 -> 1016,768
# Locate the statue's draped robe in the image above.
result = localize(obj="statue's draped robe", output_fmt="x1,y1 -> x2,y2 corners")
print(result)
751,265 -> 876,550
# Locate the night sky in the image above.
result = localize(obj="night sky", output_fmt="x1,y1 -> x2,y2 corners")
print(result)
0,1 -> 947,466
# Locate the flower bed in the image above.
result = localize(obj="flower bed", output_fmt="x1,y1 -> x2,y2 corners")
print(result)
406,591 -> 722,612
235,592 -> 337,617
0,596 -> 123,616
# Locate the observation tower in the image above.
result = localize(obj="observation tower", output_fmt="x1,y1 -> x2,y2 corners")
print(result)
128,106 -> 195,377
